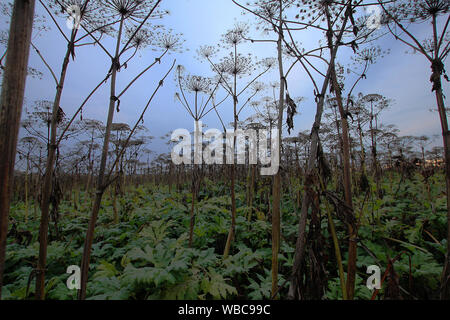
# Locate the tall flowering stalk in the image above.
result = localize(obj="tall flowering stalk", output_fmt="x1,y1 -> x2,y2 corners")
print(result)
199,30 -> 274,258
78,0 -> 182,299
32,0 -> 112,300
174,66 -> 227,247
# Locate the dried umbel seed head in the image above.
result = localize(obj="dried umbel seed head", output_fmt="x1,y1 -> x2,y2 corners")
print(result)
217,52 -> 256,78
49,0 -> 106,28
270,81 -> 280,90
390,0 -> 449,22
111,122 -> 131,132
359,93 -> 390,113
20,136 -> 39,146
184,75 -> 212,94
351,46 -> 390,65
262,96 -> 275,105
361,93 -> 383,103
124,26 -> 153,49
128,139 -> 145,147
176,64 -> 186,76
258,1 -> 279,20
252,81 -> 265,93
212,73 -> 230,86
259,57 -> 277,70
82,119 -> 103,131
33,100 -> 53,123
197,45 -> 218,60
295,0 -> 340,24
104,0 -> 145,18
221,22 -> 249,46
102,0 -> 166,21
95,24 -> 116,37
250,100 -> 261,108
153,31 -> 185,53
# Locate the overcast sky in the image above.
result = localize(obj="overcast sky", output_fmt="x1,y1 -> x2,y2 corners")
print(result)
2,0 -> 449,157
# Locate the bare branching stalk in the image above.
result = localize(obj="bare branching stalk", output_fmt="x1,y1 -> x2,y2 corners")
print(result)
35,0 -> 107,299
199,26 -> 272,259
174,66 -> 223,247
271,0 -> 285,298
288,1 -> 352,300
78,0 -> 170,299
78,13 -> 126,300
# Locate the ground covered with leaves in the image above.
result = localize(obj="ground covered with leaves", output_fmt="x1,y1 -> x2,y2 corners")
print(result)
3,171 -> 448,300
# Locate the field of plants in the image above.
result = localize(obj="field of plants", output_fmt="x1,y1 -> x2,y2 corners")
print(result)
2,171 -> 449,300
0,0 -> 449,301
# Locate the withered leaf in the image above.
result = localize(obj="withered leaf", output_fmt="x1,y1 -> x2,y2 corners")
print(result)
286,94 -> 297,135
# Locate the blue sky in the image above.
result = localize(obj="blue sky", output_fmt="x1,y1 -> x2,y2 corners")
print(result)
2,0 -> 449,156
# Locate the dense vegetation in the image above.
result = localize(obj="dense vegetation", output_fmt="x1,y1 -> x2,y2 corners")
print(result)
2,164 -> 449,300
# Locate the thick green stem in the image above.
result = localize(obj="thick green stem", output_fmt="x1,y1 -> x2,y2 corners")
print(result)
78,17 -> 124,300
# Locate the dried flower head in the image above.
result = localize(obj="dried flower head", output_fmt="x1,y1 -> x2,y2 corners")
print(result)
153,30 -> 184,53
221,22 -> 249,46
259,57 -> 277,70
184,75 -> 212,93
295,0 -> 340,24
390,0 -> 449,22
124,26 -> 153,49
49,0 -> 105,28
20,136 -> 39,146
252,81 -> 265,93
351,46 -> 390,65
103,0 -> 159,20
197,45 -> 219,60
217,52 -> 255,78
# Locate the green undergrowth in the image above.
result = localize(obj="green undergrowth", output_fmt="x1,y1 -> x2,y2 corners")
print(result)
3,171 -> 447,300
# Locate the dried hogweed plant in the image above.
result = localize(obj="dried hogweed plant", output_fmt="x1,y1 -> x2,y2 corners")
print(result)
78,0 -> 182,299
376,0 -> 450,299
198,25 -> 274,260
